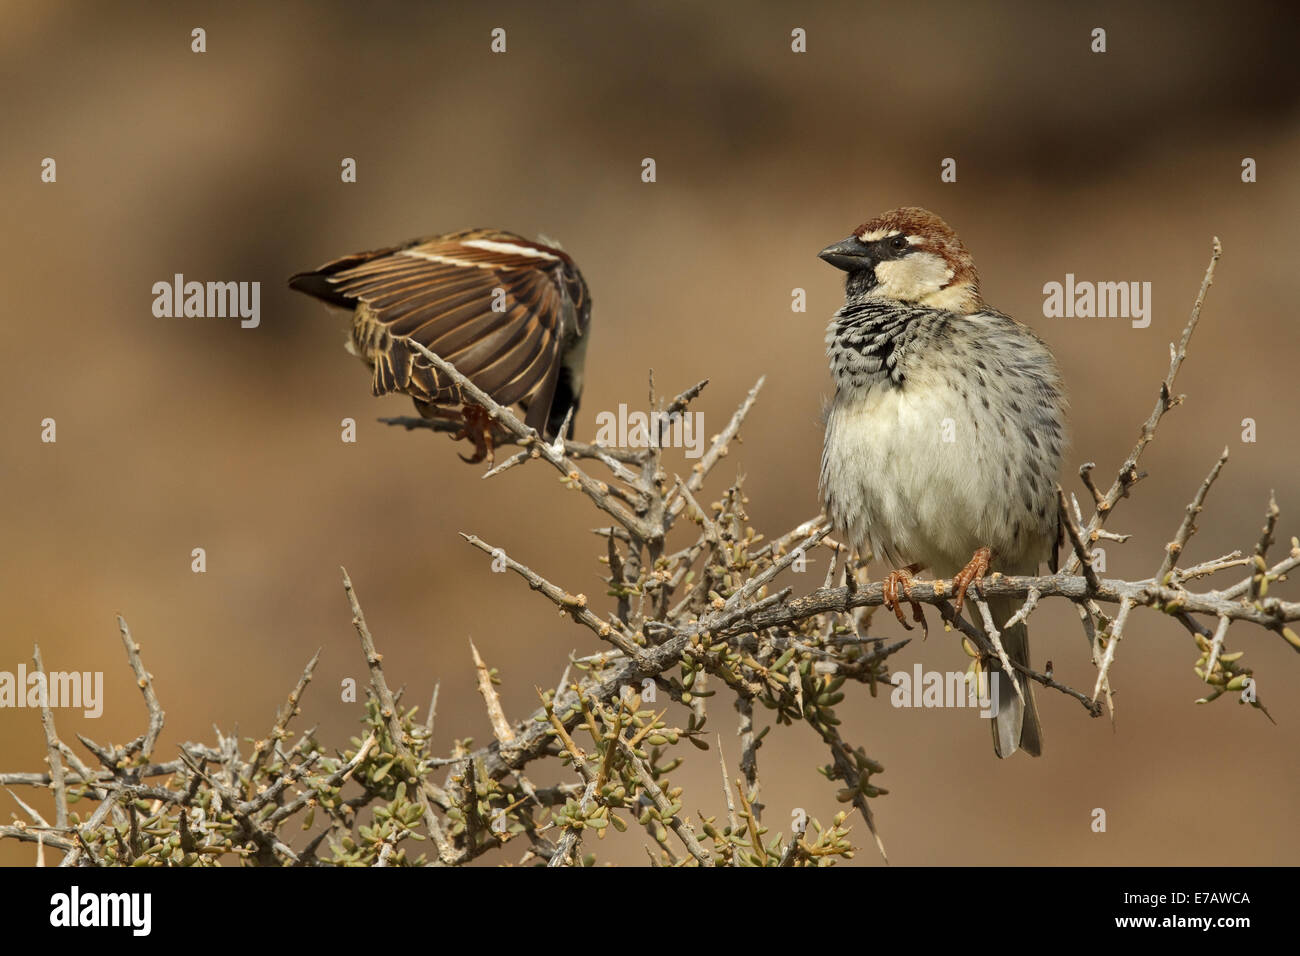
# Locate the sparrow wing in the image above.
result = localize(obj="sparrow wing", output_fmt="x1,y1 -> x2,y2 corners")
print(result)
289,230 -> 589,427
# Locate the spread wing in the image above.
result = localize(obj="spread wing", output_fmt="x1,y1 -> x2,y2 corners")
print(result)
289,229 -> 590,432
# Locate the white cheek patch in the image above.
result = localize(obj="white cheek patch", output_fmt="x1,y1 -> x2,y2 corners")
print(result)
873,252 -> 953,301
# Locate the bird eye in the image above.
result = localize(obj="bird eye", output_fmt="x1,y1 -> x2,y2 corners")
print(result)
889,235 -> 908,251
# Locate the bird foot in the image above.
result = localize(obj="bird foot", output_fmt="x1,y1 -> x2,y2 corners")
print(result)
453,404 -> 496,465
951,546 -> 992,615
883,564 -> 927,637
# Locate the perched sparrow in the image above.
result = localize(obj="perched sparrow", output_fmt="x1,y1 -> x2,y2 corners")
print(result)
290,229 -> 591,462
818,207 -> 1066,757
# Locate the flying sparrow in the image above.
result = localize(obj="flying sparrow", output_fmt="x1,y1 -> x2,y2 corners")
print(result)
290,229 -> 591,463
818,207 -> 1066,757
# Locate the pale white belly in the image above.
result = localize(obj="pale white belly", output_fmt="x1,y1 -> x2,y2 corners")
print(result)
821,382 -> 1033,575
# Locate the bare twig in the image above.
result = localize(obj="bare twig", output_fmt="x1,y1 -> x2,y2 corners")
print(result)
341,567 -> 457,864
1057,486 -> 1101,593
1203,615 -> 1232,684
470,640 -> 516,746
459,533 -> 646,662
667,376 -> 766,527
247,649 -> 319,793
380,415 -> 647,465
975,600 -> 1025,706
1156,448 -> 1229,586
30,645 -> 67,832
1248,493 -> 1281,602
117,616 -> 165,760
1092,598 -> 1134,705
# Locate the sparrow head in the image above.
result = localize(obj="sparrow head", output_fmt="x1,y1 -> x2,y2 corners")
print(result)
819,206 -> 981,313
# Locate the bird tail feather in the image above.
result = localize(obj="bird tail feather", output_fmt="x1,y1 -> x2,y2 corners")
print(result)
974,594 -> 1042,758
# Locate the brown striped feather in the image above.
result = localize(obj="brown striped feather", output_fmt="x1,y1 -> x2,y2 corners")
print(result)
289,229 -> 590,438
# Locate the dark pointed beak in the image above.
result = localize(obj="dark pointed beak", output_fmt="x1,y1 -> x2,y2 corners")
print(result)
818,235 -> 874,272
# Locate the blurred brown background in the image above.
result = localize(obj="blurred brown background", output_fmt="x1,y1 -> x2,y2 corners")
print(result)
3,1 -> 1298,866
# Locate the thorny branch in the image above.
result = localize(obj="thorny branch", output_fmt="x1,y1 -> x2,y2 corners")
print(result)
3,238 -> 1295,867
